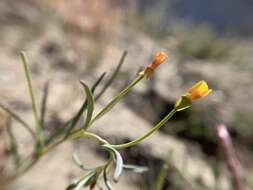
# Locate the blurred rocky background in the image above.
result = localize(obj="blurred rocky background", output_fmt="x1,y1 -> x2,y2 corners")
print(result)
0,0 -> 253,189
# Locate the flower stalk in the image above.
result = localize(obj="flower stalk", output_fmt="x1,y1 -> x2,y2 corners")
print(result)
89,52 -> 169,128
89,74 -> 144,127
111,108 -> 177,149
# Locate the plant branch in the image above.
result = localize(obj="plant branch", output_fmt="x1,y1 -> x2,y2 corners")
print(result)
89,74 -> 144,127
111,108 -> 177,149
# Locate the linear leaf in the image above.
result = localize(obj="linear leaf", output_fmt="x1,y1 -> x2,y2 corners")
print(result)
7,124 -> 21,168
72,153 -> 92,171
20,51 -> 44,151
154,163 -> 168,190
0,101 -> 35,139
102,144 -> 123,182
40,81 -> 50,128
46,73 -> 106,144
66,172 -> 95,190
74,172 -> 96,190
123,164 -> 149,173
69,73 -> 106,132
79,81 -> 94,130
94,50 -> 127,101
103,167 -> 113,190
91,72 -> 106,94
20,51 -> 41,132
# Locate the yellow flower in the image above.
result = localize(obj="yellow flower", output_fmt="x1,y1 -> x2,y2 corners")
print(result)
174,80 -> 212,111
185,80 -> 212,100
140,52 -> 168,77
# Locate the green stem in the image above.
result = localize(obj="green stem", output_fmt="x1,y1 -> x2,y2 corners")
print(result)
44,130 -> 108,155
154,163 -> 169,190
88,75 -> 144,128
20,52 -> 43,149
70,130 -> 109,145
111,109 -> 177,149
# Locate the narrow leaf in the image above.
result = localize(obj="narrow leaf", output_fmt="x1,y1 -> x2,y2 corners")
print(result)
79,81 -> 94,129
20,51 -> 41,131
72,153 -> 92,171
91,72 -> 106,94
154,163 -> 168,190
66,181 -> 78,190
0,101 -> 35,139
102,144 -> 123,182
74,172 -> 96,190
66,172 -> 96,190
123,164 -> 149,173
46,72 -> 106,144
7,124 -> 21,168
103,167 -> 113,190
66,72 -> 105,132
95,50 -> 127,101
113,150 -> 123,182
40,81 -> 50,128
20,51 -> 44,151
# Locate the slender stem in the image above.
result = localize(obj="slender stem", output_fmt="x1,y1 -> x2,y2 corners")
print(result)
89,75 -> 144,127
43,136 -> 67,154
111,109 -> 177,149
44,130 -> 108,155
20,52 -> 43,149
154,163 -> 169,190
70,130 -> 109,145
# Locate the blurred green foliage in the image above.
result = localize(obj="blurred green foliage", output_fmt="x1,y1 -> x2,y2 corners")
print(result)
176,26 -> 230,60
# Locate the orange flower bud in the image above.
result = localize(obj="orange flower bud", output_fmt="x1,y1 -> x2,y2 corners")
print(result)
140,52 -> 168,77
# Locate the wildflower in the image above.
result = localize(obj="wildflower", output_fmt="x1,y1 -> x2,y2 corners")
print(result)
140,52 -> 168,77
174,80 -> 212,111
185,80 -> 212,100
